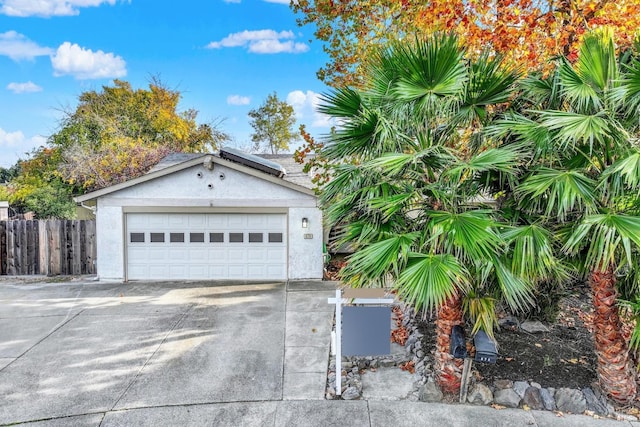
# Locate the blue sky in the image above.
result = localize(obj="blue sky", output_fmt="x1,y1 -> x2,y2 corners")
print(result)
0,0 -> 331,167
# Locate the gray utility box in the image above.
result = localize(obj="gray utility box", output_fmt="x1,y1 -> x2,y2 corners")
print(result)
474,330 -> 497,364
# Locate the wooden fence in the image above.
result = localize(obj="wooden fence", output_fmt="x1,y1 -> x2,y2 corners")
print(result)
0,220 -> 96,276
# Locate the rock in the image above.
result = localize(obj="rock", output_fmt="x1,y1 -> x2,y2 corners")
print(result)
520,320 -> 550,333
498,316 -> 519,329
467,383 -> 493,405
494,388 -> 521,408
494,379 -> 513,390
419,378 -> 443,402
406,335 -> 417,347
416,350 -> 425,359
540,388 -> 556,411
522,386 -> 544,410
582,388 -> 609,416
513,381 -> 530,398
379,359 -> 396,368
555,388 -> 587,414
341,386 -> 361,400
370,359 -> 379,369
613,412 -> 639,422
530,382 -> 542,389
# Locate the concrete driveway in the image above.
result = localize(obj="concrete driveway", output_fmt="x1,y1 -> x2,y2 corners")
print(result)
0,279 -> 334,426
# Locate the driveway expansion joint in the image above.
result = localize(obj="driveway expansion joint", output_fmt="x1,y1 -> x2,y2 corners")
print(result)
109,303 -> 197,411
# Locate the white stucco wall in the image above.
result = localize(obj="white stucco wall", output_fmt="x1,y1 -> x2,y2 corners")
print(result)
94,161 -> 323,281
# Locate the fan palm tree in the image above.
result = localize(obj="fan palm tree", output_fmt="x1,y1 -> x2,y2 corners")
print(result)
492,30 -> 640,404
318,34 -> 556,393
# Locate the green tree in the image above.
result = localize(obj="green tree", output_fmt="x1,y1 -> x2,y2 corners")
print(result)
53,79 -> 229,191
5,79 -> 229,218
318,34 -> 556,393
492,30 -> 640,403
248,92 -> 300,154
0,164 -> 19,183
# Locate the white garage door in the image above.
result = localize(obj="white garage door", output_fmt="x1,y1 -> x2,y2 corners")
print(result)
126,213 -> 287,280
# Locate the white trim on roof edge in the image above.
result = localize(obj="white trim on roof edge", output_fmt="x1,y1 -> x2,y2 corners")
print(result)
74,154 -> 315,203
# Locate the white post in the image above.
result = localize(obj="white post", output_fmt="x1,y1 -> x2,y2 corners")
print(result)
334,289 -> 342,396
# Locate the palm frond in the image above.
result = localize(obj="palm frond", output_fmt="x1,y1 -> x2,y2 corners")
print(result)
444,146 -> 521,184
493,258 -> 535,313
394,252 -> 469,312
564,213 -> 640,272
462,293 -> 498,339
391,34 -> 467,108
426,210 -> 503,262
538,110 -> 611,155
340,233 -> 419,287
502,224 -> 570,283
599,150 -> 640,200
516,167 -> 598,221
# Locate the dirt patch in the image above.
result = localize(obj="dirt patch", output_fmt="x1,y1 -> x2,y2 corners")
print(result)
417,281 -> 598,390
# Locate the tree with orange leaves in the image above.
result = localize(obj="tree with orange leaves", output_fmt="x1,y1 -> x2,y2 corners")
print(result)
293,0 -> 640,88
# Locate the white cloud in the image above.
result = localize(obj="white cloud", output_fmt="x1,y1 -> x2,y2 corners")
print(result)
0,31 -> 52,61
223,0 -> 241,3
7,81 -> 43,93
206,29 -> 309,54
51,42 -> 126,80
0,129 -> 46,167
287,90 -> 332,128
0,0 -> 120,17
227,95 -> 250,106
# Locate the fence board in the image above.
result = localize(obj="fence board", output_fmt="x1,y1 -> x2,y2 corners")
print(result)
0,219 -> 96,276
0,221 -> 6,275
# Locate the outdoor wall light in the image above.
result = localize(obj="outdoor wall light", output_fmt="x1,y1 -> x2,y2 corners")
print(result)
302,217 -> 309,228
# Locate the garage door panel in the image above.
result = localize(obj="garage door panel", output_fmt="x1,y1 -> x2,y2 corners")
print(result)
148,265 -> 170,278
126,213 -> 287,280
227,248 -> 247,263
187,249 -> 208,261
228,265 -> 246,278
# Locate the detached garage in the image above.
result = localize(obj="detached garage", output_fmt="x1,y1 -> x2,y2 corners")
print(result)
75,150 -> 323,282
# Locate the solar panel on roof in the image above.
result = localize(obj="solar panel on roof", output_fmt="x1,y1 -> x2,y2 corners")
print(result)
219,147 -> 287,178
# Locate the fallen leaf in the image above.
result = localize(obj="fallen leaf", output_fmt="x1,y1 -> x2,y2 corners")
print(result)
555,411 -> 564,417
534,343 -> 542,348
311,328 -> 317,333
522,404 -> 530,411
491,404 -> 506,410
505,357 -> 514,362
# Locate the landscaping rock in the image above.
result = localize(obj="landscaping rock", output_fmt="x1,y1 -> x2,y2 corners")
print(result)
498,316 -> 519,330
419,378 -> 443,402
467,383 -> 493,405
379,359 -> 396,368
513,381 -> 529,398
520,320 -> 550,333
494,388 -> 521,408
540,388 -> 556,411
341,386 -> 361,400
582,388 -> 608,416
522,386 -> 544,410
493,379 -> 513,390
555,388 -> 587,414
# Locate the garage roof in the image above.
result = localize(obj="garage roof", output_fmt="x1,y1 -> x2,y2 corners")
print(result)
74,152 -> 315,203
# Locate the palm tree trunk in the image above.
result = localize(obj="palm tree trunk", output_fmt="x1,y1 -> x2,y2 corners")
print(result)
590,269 -> 637,404
434,292 -> 464,394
